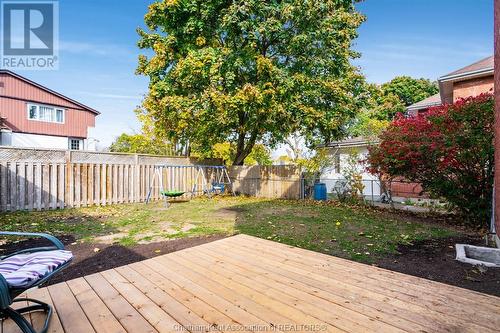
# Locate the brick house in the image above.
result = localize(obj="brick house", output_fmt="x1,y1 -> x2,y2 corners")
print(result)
407,55 -> 493,115
0,70 -> 100,151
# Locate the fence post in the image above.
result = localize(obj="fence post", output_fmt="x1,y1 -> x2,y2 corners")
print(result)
371,180 -> 374,205
65,150 -> 72,208
134,154 -> 139,202
0,162 -> 7,211
300,173 -> 304,200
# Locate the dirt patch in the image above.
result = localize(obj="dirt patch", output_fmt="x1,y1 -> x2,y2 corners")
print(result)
369,205 -> 469,230
214,208 -> 239,220
374,235 -> 500,296
93,232 -> 130,244
0,234 -> 228,286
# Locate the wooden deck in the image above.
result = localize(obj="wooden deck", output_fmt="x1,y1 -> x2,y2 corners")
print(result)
3,234 -> 500,333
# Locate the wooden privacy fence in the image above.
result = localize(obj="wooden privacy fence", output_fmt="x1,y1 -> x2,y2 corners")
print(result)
0,153 -> 302,212
229,165 -> 301,199
0,162 -> 213,212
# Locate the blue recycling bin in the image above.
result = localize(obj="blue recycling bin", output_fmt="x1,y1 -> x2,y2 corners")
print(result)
313,183 -> 327,201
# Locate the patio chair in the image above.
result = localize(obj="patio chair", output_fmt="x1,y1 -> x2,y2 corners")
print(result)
0,232 -> 72,333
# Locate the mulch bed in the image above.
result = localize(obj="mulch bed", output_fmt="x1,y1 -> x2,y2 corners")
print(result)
374,235 -> 500,296
0,234 -> 227,286
1,233 -> 499,296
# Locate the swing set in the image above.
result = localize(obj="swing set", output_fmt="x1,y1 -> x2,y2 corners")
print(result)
145,165 -> 234,207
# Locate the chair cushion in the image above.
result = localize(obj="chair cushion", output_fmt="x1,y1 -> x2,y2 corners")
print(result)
0,250 -> 72,288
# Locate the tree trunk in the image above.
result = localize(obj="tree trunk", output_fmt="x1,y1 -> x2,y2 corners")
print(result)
233,142 -> 253,165
233,130 -> 258,165
233,151 -> 249,166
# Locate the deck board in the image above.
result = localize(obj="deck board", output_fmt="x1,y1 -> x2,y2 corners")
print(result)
66,277 -> 126,333
26,288 -> 64,333
84,273 -> 158,333
2,235 -> 499,333
216,235 -> 498,331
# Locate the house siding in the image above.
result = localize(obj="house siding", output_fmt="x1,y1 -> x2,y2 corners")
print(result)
10,132 -> 69,149
0,73 -> 96,138
453,75 -> 494,101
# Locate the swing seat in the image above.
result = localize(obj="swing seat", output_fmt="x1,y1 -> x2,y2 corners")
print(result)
211,183 -> 225,193
161,190 -> 185,198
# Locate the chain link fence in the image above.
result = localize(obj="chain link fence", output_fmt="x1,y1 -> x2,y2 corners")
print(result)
302,177 -> 429,205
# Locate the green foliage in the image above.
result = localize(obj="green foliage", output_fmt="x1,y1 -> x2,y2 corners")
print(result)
109,133 -> 177,155
192,142 -> 271,166
348,83 -> 403,138
136,0 -> 366,165
296,148 -> 333,175
368,94 -> 494,227
348,111 -> 391,139
348,77 -> 438,138
190,141 -> 235,165
245,144 -> 273,166
381,76 -> 439,107
336,150 -> 365,202
209,142 -> 235,165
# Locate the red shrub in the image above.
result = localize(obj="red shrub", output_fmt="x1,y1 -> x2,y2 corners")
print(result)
367,94 -> 494,227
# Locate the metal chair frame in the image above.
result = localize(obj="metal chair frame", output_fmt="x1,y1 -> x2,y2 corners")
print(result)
0,232 -> 72,333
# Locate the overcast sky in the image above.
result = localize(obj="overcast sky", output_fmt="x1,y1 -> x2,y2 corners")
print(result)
14,0 -> 494,148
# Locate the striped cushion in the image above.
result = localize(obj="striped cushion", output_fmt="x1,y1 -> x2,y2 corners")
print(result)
0,250 -> 72,288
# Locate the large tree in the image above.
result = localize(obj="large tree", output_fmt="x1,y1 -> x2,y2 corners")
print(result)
348,77 -> 439,138
348,83 -> 403,138
109,133 -> 177,155
381,76 -> 438,107
136,0 -> 366,165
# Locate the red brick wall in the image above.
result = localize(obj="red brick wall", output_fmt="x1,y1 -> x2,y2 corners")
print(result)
453,75 -> 494,101
389,181 -> 428,199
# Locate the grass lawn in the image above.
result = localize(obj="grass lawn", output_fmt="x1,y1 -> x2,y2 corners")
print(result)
0,196 -> 460,263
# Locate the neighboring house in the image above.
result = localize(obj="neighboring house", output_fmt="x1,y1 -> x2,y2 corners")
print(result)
0,70 -> 99,151
320,136 -> 429,201
319,137 -> 381,198
322,56 -> 494,202
407,55 -> 493,115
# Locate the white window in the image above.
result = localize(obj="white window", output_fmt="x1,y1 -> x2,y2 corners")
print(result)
69,138 -> 83,150
27,104 -> 65,124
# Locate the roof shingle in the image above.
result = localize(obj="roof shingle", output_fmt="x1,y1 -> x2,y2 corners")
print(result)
406,93 -> 442,111
440,56 -> 493,79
